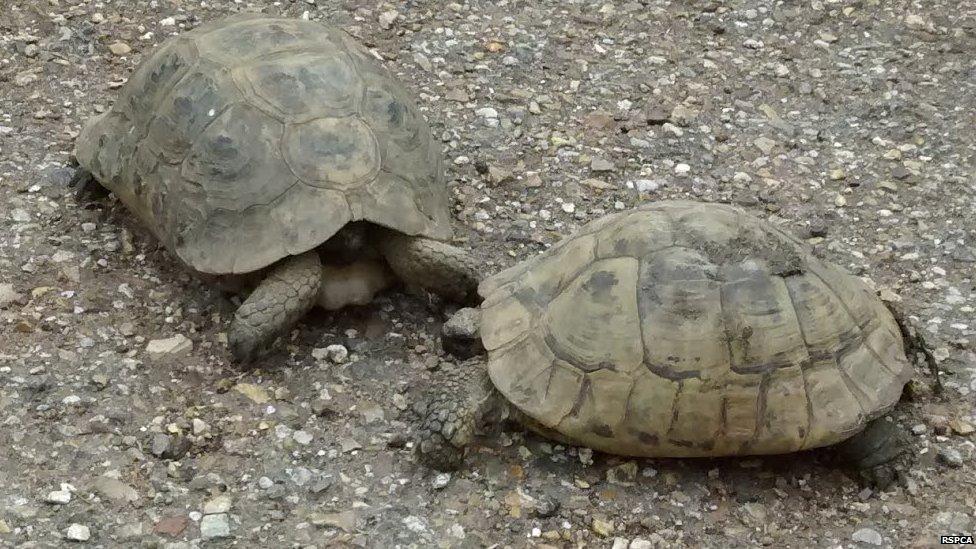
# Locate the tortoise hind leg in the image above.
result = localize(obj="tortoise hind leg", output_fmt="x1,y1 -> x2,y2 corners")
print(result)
377,232 -> 480,304
834,418 -> 907,490
228,251 -> 322,363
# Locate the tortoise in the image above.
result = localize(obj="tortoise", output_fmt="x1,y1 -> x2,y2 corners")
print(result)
71,15 -> 479,362
416,201 -> 925,485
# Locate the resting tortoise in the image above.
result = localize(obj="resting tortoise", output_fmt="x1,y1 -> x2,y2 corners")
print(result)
72,15 -> 478,362
417,201 -> 926,485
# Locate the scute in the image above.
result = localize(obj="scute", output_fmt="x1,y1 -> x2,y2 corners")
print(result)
719,260 -> 809,374
542,257 -> 644,374
196,16 -> 339,64
638,247 -> 727,381
594,210 -> 674,258
482,201 -> 913,457
351,172 -> 449,238
146,60 -> 239,164
235,51 -> 361,121
75,15 -> 451,275
117,37 -> 198,132
283,116 -> 381,189
181,104 -> 291,210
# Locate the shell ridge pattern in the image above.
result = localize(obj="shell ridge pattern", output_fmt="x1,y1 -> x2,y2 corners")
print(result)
796,364 -> 817,448
130,41 -> 202,149
207,179 -> 301,216
748,374 -> 772,444
227,68 -> 282,122
782,276 -> 825,449
277,121 -> 306,186
796,272 -> 872,415
806,267 -> 901,378
664,380 -> 684,442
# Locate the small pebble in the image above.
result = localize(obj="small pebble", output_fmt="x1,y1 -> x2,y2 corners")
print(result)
200,513 -> 231,539
64,524 -> 91,542
46,490 -> 72,505
851,527 -> 883,546
938,447 -> 964,467
432,472 -> 451,489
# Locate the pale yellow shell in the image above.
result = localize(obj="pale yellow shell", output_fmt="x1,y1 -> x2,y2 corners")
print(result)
479,201 -> 912,457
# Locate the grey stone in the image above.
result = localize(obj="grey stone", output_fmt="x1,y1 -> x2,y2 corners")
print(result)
93,476 -> 139,503
851,527 -> 883,546
590,157 -> 615,172
0,283 -> 23,308
200,513 -> 231,539
938,447 -> 964,467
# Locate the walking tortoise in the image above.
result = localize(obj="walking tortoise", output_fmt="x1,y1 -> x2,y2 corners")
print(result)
72,15 -> 478,362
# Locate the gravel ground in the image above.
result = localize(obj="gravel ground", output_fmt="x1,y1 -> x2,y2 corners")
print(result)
2,0 -> 975,547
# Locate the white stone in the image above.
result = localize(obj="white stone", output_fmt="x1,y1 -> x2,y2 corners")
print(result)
852,527 -> 883,546
64,524 -> 90,541
293,430 -> 313,445
432,473 -> 451,489
324,344 -> 348,364
378,10 -> 398,29
192,418 -> 209,435
145,334 -> 192,358
0,283 -> 22,308
46,490 -> 72,504
475,107 -> 498,118
633,179 -> 660,192
203,495 -> 232,515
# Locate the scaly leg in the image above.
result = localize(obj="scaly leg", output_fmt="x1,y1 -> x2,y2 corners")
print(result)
834,418 -> 907,490
414,358 -> 496,471
377,232 -> 480,303
228,251 -> 322,363
69,167 -> 110,203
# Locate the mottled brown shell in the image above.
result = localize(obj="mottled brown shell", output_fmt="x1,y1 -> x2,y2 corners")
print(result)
75,14 -> 449,275
479,201 -> 912,457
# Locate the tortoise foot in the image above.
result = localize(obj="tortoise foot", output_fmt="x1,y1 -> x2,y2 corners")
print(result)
228,251 -> 322,363
834,418 -> 908,490
69,167 -> 109,203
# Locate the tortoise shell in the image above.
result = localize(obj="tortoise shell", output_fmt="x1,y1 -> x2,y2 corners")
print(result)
75,14 -> 450,275
479,201 -> 912,457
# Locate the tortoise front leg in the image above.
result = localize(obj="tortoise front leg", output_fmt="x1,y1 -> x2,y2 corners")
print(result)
414,358 -> 496,471
228,251 -> 322,363
68,166 -> 110,203
378,232 -> 480,303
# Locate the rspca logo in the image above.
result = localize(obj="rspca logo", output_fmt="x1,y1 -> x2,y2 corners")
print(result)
941,535 -> 974,545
